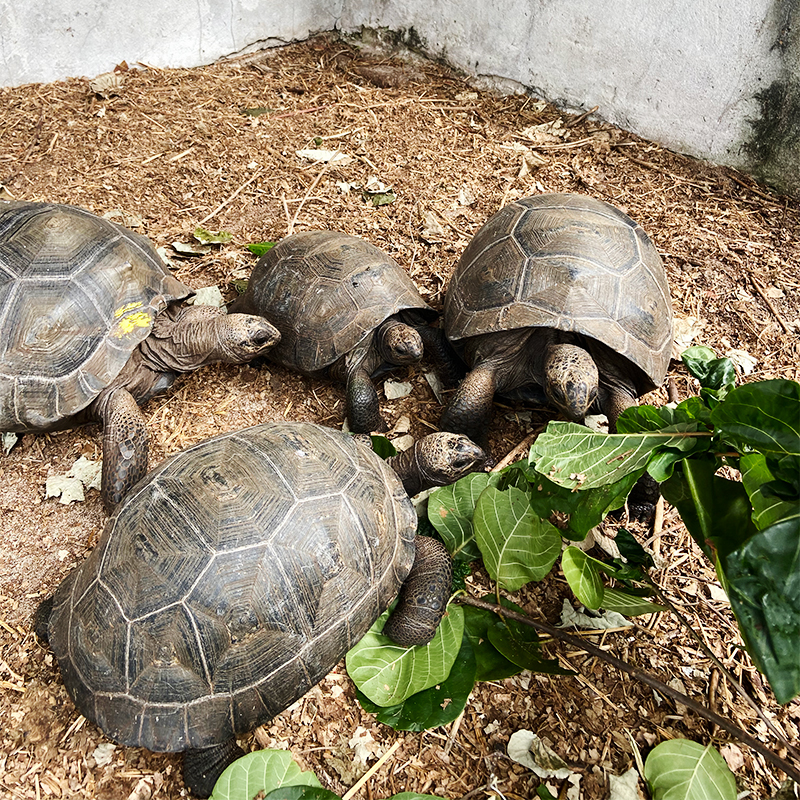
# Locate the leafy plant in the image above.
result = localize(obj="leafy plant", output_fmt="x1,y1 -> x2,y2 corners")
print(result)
346,347 -> 798,775
211,749 -> 443,800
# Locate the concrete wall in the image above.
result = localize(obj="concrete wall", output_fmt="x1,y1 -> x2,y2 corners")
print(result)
1,0 -> 798,196
0,0 -> 343,86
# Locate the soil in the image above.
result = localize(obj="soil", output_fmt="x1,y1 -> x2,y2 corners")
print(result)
1,33 -> 799,800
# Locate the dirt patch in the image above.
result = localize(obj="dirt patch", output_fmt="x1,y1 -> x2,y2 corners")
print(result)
1,34 -> 799,800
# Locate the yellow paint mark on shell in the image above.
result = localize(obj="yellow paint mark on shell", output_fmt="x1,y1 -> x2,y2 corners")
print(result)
115,310 -> 152,335
113,301 -> 144,318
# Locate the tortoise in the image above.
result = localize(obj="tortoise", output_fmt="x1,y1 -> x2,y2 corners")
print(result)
230,230 -> 444,433
35,421 -> 485,797
0,201 -> 280,510
439,193 -> 673,441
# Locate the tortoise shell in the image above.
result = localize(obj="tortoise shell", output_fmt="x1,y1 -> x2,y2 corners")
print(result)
444,193 -> 673,391
0,201 -> 190,431
46,421 -> 416,752
237,230 -> 434,374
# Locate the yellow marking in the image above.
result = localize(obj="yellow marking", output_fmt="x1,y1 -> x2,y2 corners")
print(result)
115,311 -> 152,335
113,301 -> 144,318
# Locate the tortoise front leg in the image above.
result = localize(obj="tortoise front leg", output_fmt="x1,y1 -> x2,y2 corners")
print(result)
382,536 -> 453,646
346,366 -> 383,433
183,738 -> 245,798
439,365 -> 497,447
95,387 -> 149,513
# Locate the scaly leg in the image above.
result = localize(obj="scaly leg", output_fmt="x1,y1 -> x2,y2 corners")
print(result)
96,387 -> 149,513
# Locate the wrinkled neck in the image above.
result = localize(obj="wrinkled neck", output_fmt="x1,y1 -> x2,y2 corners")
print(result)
387,447 -> 424,496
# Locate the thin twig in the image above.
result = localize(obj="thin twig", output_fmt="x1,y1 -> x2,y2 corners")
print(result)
199,168 -> 263,226
455,595 -> 800,784
564,105 -> 599,128
491,431 -> 539,472
341,738 -> 403,800
287,162 -> 330,235
750,274 -> 792,333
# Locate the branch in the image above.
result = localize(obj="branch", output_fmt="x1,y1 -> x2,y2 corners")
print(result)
454,595 -> 800,784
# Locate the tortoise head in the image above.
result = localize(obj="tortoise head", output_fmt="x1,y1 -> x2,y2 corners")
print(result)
376,318 -> 424,365
543,343 -> 599,422
390,432 -> 485,495
152,305 -> 281,369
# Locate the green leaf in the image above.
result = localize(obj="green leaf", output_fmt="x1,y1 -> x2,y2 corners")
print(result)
462,603 -> 523,681
247,241 -> 277,256
210,750 -> 322,800
740,453 -> 800,531
473,486 -> 561,591
613,527 -> 655,568
644,740 -> 737,800
364,190 -> 396,206
346,607 -> 464,707
711,379 -> 800,457
486,614 -> 571,675
602,588 -> 666,616
561,546 -> 604,609
681,346 -> 737,391
262,788 -> 340,800
536,787 -> 559,800
428,473 -> 500,561
240,107 -> 275,117
661,459 -> 757,562
725,516 -> 800,704
369,434 -> 397,459
530,421 -> 700,489
523,460 -> 640,540
194,226 -> 233,244
357,634 -> 477,730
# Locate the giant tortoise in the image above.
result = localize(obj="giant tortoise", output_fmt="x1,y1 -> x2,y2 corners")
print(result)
0,201 -> 280,510
36,421 -> 484,796
230,230 -> 442,433
439,193 -> 673,441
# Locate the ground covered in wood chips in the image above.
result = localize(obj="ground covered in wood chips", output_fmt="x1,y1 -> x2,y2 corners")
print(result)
1,33 -> 799,800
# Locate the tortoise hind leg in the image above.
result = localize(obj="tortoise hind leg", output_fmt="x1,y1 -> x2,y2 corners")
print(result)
94,387 -> 149,513
183,738 -> 245,798
382,536 -> 453,646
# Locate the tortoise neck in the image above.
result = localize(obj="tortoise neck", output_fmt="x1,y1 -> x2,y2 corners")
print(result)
387,447 -> 424,496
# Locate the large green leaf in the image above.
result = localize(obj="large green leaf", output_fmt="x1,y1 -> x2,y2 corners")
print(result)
711,379 -> 800,456
262,788 -> 340,800
726,516 -> 800,704
473,485 -> 561,591
530,421 -> 702,489
661,459 -> 757,562
357,634 -> 477,730
561,547 -> 605,609
644,740 -> 736,800
210,750 -> 321,800
428,472 -> 500,561
346,607 -> 464,707
486,614 -> 570,675
522,459 -> 640,540
462,603 -> 524,681
740,453 -> 800,531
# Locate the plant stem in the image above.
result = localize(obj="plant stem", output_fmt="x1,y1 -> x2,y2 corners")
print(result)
454,595 -> 800,784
